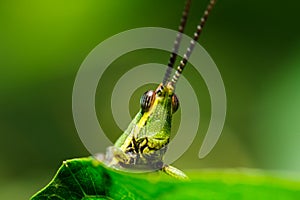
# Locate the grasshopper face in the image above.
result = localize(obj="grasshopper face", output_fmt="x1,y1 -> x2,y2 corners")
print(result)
112,83 -> 179,169
134,83 -> 179,145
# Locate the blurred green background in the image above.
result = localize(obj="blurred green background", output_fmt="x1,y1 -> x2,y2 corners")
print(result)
1,0 -> 300,199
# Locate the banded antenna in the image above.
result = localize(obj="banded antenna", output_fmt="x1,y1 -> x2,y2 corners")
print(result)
162,0 -> 191,86
170,0 -> 217,88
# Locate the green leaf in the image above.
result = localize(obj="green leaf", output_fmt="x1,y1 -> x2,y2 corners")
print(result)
31,157 -> 300,200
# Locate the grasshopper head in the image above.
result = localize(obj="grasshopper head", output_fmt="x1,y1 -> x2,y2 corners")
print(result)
136,83 -> 179,139
114,82 -> 180,151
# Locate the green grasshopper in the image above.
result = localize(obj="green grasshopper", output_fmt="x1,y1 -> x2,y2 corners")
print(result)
101,0 -> 216,180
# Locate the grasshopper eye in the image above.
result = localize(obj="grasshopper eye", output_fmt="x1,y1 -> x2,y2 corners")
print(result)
172,94 -> 180,114
140,90 -> 156,112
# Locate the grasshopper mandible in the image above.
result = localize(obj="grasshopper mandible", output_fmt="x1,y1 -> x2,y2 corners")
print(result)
101,0 -> 216,180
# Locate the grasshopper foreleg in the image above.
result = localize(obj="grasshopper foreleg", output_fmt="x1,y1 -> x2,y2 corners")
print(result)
162,164 -> 189,180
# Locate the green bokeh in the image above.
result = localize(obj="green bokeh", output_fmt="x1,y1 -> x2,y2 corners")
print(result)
1,0 -> 300,199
